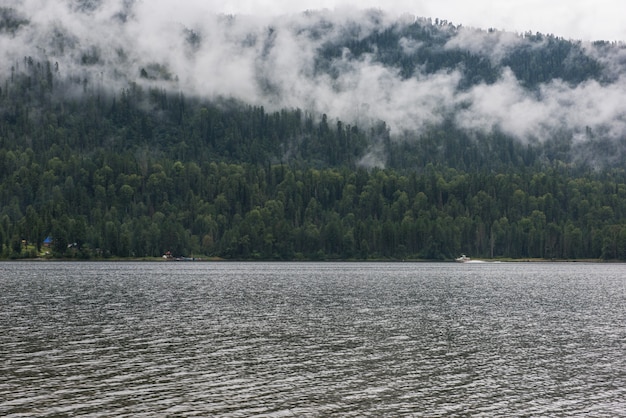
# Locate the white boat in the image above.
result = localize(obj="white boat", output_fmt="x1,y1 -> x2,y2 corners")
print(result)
455,254 -> 471,262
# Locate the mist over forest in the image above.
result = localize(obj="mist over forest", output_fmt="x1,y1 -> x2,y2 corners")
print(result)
4,1 -> 626,260
4,1 -> 626,153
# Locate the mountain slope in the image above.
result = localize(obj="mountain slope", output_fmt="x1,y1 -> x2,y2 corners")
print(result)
2,3 -> 626,158
3,3 -> 626,260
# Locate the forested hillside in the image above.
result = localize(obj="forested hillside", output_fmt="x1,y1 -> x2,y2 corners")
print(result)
2,4 -> 626,260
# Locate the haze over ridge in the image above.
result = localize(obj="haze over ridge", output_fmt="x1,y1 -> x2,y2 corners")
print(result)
2,0 -> 626,151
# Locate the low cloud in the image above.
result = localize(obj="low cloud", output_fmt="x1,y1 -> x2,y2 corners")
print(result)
456,69 -> 626,143
444,27 -> 526,64
2,1 -> 626,147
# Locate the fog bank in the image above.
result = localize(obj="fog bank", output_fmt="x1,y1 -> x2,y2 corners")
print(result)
3,1 -> 626,146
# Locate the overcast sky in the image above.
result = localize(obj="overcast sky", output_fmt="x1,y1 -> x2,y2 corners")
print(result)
208,0 -> 626,42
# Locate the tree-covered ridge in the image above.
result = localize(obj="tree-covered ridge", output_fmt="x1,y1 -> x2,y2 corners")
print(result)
0,58 -> 369,168
3,7 -> 626,261
4,143 -> 626,261
317,17 -> 605,88
3,5 -> 626,151
2,58 -> 622,174
3,63 -> 626,261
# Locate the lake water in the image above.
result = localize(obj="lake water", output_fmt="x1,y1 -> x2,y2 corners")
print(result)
0,261 -> 624,417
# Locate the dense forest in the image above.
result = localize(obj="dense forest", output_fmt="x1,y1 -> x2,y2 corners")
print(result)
3,6 -> 626,260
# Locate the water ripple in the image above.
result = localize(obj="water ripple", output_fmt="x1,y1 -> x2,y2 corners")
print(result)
0,261 -> 624,416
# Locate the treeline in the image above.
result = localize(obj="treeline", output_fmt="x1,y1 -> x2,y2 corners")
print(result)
1,56 -> 616,176
0,57 -> 369,168
3,58 -> 626,260
318,16 -> 606,88
3,150 -> 626,260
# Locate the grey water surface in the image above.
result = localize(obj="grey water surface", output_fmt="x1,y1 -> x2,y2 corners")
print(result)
0,261 -> 624,417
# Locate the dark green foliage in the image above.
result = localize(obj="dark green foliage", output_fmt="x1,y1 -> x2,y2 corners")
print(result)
2,53 -> 626,261
317,17 -> 604,89
501,34 -> 603,86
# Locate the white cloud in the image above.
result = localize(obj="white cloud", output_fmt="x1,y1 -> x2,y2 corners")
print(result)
203,0 -> 626,42
3,0 -> 626,148
455,69 -> 626,143
445,28 -> 525,64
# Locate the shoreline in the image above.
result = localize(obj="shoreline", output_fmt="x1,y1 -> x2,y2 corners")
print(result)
0,257 -> 614,263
